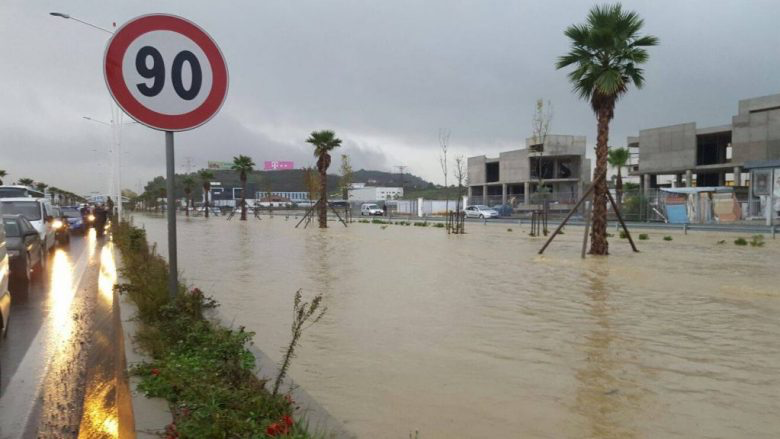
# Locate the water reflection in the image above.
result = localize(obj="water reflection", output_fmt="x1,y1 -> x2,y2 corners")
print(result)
49,248 -> 76,349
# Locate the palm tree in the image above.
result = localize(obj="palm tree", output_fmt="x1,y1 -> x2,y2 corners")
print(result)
556,4 -> 657,255
0,170 -> 6,185
198,169 -> 214,218
18,178 -> 34,187
182,176 -> 194,217
231,155 -> 255,221
607,147 -> 630,207
35,182 -> 48,194
306,130 -> 342,228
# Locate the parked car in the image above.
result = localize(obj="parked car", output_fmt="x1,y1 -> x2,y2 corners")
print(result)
464,205 -> 500,219
50,206 -> 71,245
360,203 -> 383,216
329,201 -> 350,209
0,215 -> 10,338
60,206 -> 86,234
0,198 -> 56,252
2,214 -> 44,284
492,203 -> 514,217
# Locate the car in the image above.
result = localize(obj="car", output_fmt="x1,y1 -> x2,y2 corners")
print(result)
60,206 -> 86,233
328,201 -> 350,209
0,215 -> 10,338
50,206 -> 71,244
360,203 -> 384,216
2,214 -> 44,284
0,198 -> 56,252
464,205 -> 500,219
0,185 -> 45,199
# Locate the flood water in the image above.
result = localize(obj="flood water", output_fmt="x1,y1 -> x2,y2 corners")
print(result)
133,213 -> 780,439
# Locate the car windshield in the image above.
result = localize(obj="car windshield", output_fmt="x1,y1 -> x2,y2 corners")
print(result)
1,201 -> 41,221
62,208 -> 81,218
365,205 -> 378,209
3,218 -> 21,237
0,188 -> 29,198
475,205 -> 489,209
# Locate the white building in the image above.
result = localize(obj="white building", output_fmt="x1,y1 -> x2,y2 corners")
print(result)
348,185 -> 404,201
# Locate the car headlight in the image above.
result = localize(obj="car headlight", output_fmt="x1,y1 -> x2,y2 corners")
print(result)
7,249 -> 20,257
53,219 -> 64,229
88,214 -> 95,222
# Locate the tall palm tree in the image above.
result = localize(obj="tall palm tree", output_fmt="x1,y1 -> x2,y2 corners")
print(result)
231,155 -> 255,221
607,147 -> 630,207
35,182 -> 48,194
306,130 -> 342,228
556,4 -> 657,255
18,178 -> 34,187
198,169 -> 214,218
0,170 -> 6,185
182,176 -> 194,217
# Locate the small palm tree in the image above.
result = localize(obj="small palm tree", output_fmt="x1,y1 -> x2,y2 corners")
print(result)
182,176 -> 194,217
0,170 -> 6,185
607,147 -> 630,206
306,130 -> 342,228
556,4 -> 657,255
231,155 -> 255,221
198,169 -> 214,218
35,182 -> 48,194
18,178 -> 34,187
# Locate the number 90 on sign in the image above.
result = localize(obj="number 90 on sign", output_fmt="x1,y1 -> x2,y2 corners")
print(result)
123,30 -> 213,116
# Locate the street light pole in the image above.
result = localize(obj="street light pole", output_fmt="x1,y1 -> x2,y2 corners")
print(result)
49,12 -> 113,34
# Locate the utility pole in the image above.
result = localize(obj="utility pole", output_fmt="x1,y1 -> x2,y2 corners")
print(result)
395,165 -> 407,188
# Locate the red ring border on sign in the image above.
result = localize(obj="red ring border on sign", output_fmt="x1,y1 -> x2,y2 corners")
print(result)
104,14 -> 228,132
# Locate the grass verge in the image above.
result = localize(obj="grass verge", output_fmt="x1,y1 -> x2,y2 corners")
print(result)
112,221 -> 312,438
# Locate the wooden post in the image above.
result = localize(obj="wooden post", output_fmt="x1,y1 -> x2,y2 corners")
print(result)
581,200 -> 591,259
606,190 -> 639,253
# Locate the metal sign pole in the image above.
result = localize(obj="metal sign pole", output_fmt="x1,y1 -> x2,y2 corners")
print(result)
165,131 -> 178,299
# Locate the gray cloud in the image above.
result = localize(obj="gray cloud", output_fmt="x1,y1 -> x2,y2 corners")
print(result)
2,0 -> 779,193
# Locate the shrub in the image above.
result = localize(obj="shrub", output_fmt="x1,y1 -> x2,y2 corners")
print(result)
619,231 -> 627,239
663,236 -> 672,241
749,235 -> 765,247
507,228 -> 513,232
432,223 -> 445,228
413,222 -> 428,227
734,237 -> 748,246
638,233 -> 649,240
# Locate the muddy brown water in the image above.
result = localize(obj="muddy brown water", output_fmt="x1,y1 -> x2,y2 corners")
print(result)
133,214 -> 780,439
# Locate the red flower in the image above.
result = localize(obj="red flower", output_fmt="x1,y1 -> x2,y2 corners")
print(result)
151,368 -> 161,377
266,423 -> 282,436
282,415 -> 294,427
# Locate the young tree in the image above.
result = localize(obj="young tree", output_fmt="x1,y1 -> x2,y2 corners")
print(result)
182,176 -> 194,217
303,167 -> 320,204
306,130 -> 342,228
607,147 -> 631,206
231,155 -> 255,221
439,129 -> 450,214
0,170 -> 6,185
198,169 -> 214,217
556,4 -> 658,255
339,154 -> 354,200
531,99 -> 553,204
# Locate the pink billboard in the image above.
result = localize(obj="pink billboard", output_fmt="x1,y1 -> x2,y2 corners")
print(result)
263,161 -> 294,171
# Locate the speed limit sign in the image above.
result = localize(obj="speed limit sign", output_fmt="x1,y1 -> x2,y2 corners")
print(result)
104,14 -> 228,131
104,14 -> 229,298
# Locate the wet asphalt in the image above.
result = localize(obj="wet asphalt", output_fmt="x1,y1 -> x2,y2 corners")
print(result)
0,229 -> 120,439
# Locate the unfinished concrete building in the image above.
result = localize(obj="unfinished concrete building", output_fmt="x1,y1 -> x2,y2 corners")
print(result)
628,93 -> 780,192
467,134 -> 591,208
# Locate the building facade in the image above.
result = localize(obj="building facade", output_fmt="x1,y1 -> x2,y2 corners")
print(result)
628,93 -> 780,191
347,184 -> 404,201
467,134 -> 591,207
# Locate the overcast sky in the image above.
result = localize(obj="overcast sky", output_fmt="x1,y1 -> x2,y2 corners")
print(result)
2,0 -> 779,194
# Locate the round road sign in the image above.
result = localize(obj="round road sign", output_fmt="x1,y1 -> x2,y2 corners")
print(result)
104,14 -> 228,132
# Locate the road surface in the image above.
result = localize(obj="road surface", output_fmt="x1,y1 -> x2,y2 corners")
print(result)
0,229 -> 121,439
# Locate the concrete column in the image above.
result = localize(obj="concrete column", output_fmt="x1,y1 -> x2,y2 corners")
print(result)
482,185 -> 487,205
467,186 -> 473,199
733,166 -> 742,186
501,183 -> 507,204
685,169 -> 693,187
718,172 -> 726,186
643,174 -> 651,195
675,174 -> 683,187
524,181 -> 531,205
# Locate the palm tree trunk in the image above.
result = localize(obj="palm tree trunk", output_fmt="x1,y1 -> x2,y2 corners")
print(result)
589,109 -> 611,255
185,191 -> 190,216
204,185 -> 210,218
318,168 -> 327,228
240,174 -> 247,221
616,167 -> 623,207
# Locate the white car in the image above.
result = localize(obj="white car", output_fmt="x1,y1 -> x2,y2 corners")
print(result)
0,198 -> 56,252
464,205 -> 499,219
360,203 -> 383,216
